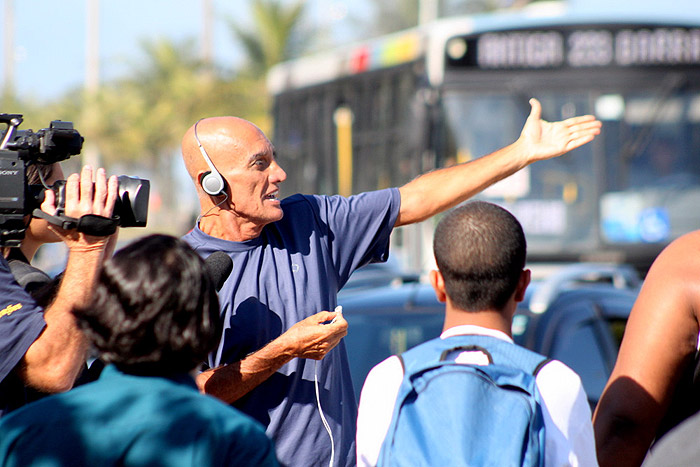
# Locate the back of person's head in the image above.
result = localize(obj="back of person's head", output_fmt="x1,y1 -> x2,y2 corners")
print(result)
26,162 -> 55,185
433,201 -> 526,312
73,234 -> 221,376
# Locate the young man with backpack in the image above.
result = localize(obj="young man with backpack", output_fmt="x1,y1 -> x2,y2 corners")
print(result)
355,201 -> 598,466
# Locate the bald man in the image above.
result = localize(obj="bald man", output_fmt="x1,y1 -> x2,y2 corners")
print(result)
180,99 -> 601,467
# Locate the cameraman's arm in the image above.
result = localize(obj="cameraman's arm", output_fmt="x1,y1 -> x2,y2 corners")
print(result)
20,167 -> 117,392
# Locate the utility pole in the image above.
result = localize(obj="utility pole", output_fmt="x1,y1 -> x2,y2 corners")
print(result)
85,0 -> 99,94
201,0 -> 214,80
3,0 -> 15,98
82,0 -> 101,168
418,0 -> 439,25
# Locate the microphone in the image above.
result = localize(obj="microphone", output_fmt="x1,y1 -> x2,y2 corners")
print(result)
204,251 -> 233,292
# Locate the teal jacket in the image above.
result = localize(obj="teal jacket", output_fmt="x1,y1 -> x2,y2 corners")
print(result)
0,365 -> 279,466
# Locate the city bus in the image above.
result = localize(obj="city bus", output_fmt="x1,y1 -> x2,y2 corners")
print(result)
267,0 -> 700,272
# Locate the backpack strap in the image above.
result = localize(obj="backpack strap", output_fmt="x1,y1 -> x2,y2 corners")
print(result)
399,334 -> 550,379
397,352 -> 405,372
534,356 -> 553,376
439,344 -> 494,363
6,251 -> 52,292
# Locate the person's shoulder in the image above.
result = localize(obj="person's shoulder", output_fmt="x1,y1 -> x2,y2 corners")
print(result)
669,229 -> 700,246
211,403 -> 279,466
656,230 -> 700,264
196,393 -> 269,434
536,358 -> 584,389
537,357 -> 579,375
535,359 -> 592,420
362,355 -> 404,391
125,377 -> 261,432
281,193 -> 317,207
281,189 -> 398,208
370,354 -> 403,376
181,226 -> 203,249
643,229 -> 700,286
0,387 -> 74,430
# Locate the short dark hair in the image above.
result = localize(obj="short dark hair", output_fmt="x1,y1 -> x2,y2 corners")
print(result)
433,201 -> 526,312
26,162 -> 54,186
73,234 -> 221,376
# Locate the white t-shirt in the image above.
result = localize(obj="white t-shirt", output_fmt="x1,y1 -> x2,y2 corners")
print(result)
356,325 -> 599,467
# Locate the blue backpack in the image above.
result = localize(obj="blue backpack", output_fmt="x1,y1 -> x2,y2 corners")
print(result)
377,334 -> 550,467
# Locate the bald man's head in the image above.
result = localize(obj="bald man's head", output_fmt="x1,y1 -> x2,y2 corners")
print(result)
181,116 -> 287,232
181,117 -> 270,182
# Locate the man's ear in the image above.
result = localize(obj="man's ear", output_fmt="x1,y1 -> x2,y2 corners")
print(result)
514,269 -> 531,303
429,269 -> 447,303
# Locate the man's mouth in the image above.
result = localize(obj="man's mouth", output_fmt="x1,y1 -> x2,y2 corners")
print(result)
264,190 -> 279,201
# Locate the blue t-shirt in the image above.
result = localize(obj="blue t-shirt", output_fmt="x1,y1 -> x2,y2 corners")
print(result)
0,365 -> 279,466
0,255 -> 46,418
183,189 -> 401,467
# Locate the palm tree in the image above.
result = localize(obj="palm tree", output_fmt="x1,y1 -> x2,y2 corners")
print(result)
228,0 -> 310,77
79,38 -> 265,233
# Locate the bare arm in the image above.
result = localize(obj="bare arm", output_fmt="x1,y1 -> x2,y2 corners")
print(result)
593,231 -> 700,467
20,166 -> 118,392
396,98 -> 601,226
197,310 -> 347,403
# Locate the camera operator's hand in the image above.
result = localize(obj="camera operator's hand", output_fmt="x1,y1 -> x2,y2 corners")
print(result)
41,166 -> 119,250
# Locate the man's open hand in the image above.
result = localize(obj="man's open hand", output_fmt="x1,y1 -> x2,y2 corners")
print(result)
518,98 -> 602,163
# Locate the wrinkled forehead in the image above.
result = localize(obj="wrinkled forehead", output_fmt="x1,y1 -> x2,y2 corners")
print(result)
205,117 -> 275,164
235,123 -> 274,156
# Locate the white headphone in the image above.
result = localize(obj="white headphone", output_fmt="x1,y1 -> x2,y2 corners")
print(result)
194,118 -> 226,196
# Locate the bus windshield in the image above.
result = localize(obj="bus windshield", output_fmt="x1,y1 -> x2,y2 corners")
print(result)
441,88 -> 700,253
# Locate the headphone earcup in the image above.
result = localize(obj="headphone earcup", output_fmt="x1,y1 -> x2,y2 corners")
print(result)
200,171 -> 226,196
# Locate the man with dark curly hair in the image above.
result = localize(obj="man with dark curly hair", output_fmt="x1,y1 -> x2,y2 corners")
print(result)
0,234 -> 278,467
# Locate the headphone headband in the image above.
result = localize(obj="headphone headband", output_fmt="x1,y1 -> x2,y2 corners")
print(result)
194,119 -> 226,196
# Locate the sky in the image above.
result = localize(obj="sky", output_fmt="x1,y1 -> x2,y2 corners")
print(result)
6,0 -> 699,102
0,0 -> 364,100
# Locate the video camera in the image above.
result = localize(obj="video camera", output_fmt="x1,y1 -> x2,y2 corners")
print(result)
0,113 -> 150,247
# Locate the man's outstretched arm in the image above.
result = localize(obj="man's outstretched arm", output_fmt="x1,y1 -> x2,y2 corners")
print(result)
396,98 -> 601,226
197,310 -> 347,403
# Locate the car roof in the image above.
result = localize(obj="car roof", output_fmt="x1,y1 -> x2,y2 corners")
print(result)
340,262 -> 640,317
339,281 -> 441,313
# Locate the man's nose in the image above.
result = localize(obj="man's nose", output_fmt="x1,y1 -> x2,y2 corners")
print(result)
271,161 -> 287,183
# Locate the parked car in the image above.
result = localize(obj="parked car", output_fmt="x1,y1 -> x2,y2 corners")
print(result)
339,263 -> 641,408
340,256 -> 420,293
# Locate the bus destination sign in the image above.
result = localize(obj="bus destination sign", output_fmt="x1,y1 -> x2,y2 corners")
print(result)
446,26 -> 700,70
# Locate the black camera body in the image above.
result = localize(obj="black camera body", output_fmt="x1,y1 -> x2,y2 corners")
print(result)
0,113 -> 150,247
